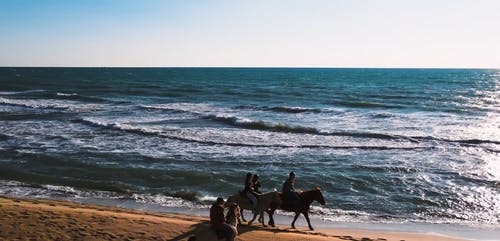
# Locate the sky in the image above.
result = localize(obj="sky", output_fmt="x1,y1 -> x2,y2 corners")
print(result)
1,0 -> 499,68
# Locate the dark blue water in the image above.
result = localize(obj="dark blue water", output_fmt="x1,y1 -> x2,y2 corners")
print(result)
0,67 -> 499,226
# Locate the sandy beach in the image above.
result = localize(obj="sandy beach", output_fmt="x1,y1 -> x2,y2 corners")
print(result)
2,0 -> 500,240
0,196 -> 472,241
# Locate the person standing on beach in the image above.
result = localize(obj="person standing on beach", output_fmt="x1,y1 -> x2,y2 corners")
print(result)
210,197 -> 235,241
282,171 -> 300,209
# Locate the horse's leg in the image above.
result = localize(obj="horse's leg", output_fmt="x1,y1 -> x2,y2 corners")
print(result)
247,212 -> 258,225
291,212 -> 300,229
259,211 -> 267,227
304,211 -> 313,230
267,200 -> 280,227
267,209 -> 275,227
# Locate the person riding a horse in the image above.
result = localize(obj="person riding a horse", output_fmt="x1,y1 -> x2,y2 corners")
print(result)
282,171 -> 301,210
252,174 -> 262,194
243,173 -> 259,208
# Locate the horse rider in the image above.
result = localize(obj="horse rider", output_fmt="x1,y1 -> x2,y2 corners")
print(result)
243,173 -> 259,208
210,197 -> 235,241
282,171 -> 300,209
252,174 -> 262,193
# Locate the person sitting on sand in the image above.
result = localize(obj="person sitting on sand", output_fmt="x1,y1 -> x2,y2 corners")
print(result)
252,174 -> 262,194
225,202 -> 241,234
243,173 -> 258,207
282,171 -> 300,209
210,197 -> 235,241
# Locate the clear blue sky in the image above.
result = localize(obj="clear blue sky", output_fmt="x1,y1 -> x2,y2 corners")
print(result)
1,0 -> 499,67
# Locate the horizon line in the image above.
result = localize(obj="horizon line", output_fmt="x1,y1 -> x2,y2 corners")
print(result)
1,66 -> 499,70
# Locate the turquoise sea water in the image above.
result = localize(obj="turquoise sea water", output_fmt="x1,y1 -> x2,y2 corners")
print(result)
0,68 -> 499,229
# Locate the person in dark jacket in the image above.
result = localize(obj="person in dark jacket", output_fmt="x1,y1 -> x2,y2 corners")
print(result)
282,171 -> 300,209
243,173 -> 258,207
252,174 -> 262,193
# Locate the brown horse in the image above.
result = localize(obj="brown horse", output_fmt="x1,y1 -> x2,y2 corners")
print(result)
267,188 -> 326,230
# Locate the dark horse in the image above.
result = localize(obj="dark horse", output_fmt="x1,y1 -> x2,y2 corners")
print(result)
267,188 -> 326,230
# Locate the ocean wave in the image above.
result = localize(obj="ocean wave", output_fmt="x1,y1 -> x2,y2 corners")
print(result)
43,184 -> 79,195
0,111 -> 75,121
56,92 -> 78,97
0,97 -> 68,110
204,114 -> 407,141
411,136 -> 500,146
135,103 -> 499,147
262,106 -> 322,113
144,103 -> 335,115
370,112 -> 395,118
133,190 -> 214,206
55,92 -> 108,102
0,97 -> 105,111
138,103 -> 216,114
76,110 -> 498,150
235,105 -> 325,114
132,193 -> 206,208
328,100 -> 404,109
206,114 -> 320,134
451,138 -> 500,145
308,206 -> 382,222
206,114 -> 499,146
0,180 -> 126,200
76,118 -> 162,136
0,179 -> 207,209
75,118 -> 426,150
137,103 -> 406,141
0,90 -> 46,95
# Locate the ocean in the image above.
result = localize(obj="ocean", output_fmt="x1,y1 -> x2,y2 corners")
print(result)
0,68 -> 499,231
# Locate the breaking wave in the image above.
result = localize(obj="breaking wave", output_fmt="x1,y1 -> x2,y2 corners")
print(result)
75,117 -> 428,150
55,92 -> 108,102
0,97 -> 106,111
0,90 -> 46,95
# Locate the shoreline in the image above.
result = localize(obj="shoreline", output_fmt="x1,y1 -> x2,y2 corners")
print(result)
66,195 -> 500,241
0,196 -> 484,241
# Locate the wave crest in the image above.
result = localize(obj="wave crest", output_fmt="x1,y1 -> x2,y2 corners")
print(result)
205,114 -> 320,134
55,92 -> 108,102
0,97 -> 105,111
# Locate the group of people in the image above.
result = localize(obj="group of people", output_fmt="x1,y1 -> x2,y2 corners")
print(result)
243,172 -> 261,208
209,197 -> 235,241
209,171 -> 300,240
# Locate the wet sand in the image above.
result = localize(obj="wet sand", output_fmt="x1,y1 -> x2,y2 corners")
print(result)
0,196 -> 471,241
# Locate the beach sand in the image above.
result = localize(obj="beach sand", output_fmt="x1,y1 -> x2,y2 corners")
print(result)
0,196 -> 471,241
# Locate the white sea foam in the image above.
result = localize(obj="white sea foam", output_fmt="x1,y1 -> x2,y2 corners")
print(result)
0,90 -> 46,95
0,97 -> 105,111
56,92 -> 78,96
132,193 -> 208,209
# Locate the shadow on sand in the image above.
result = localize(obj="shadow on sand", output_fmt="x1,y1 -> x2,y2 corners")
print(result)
167,221 -> 393,241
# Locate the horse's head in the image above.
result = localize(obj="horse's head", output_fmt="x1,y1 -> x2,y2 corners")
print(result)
314,187 -> 326,206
